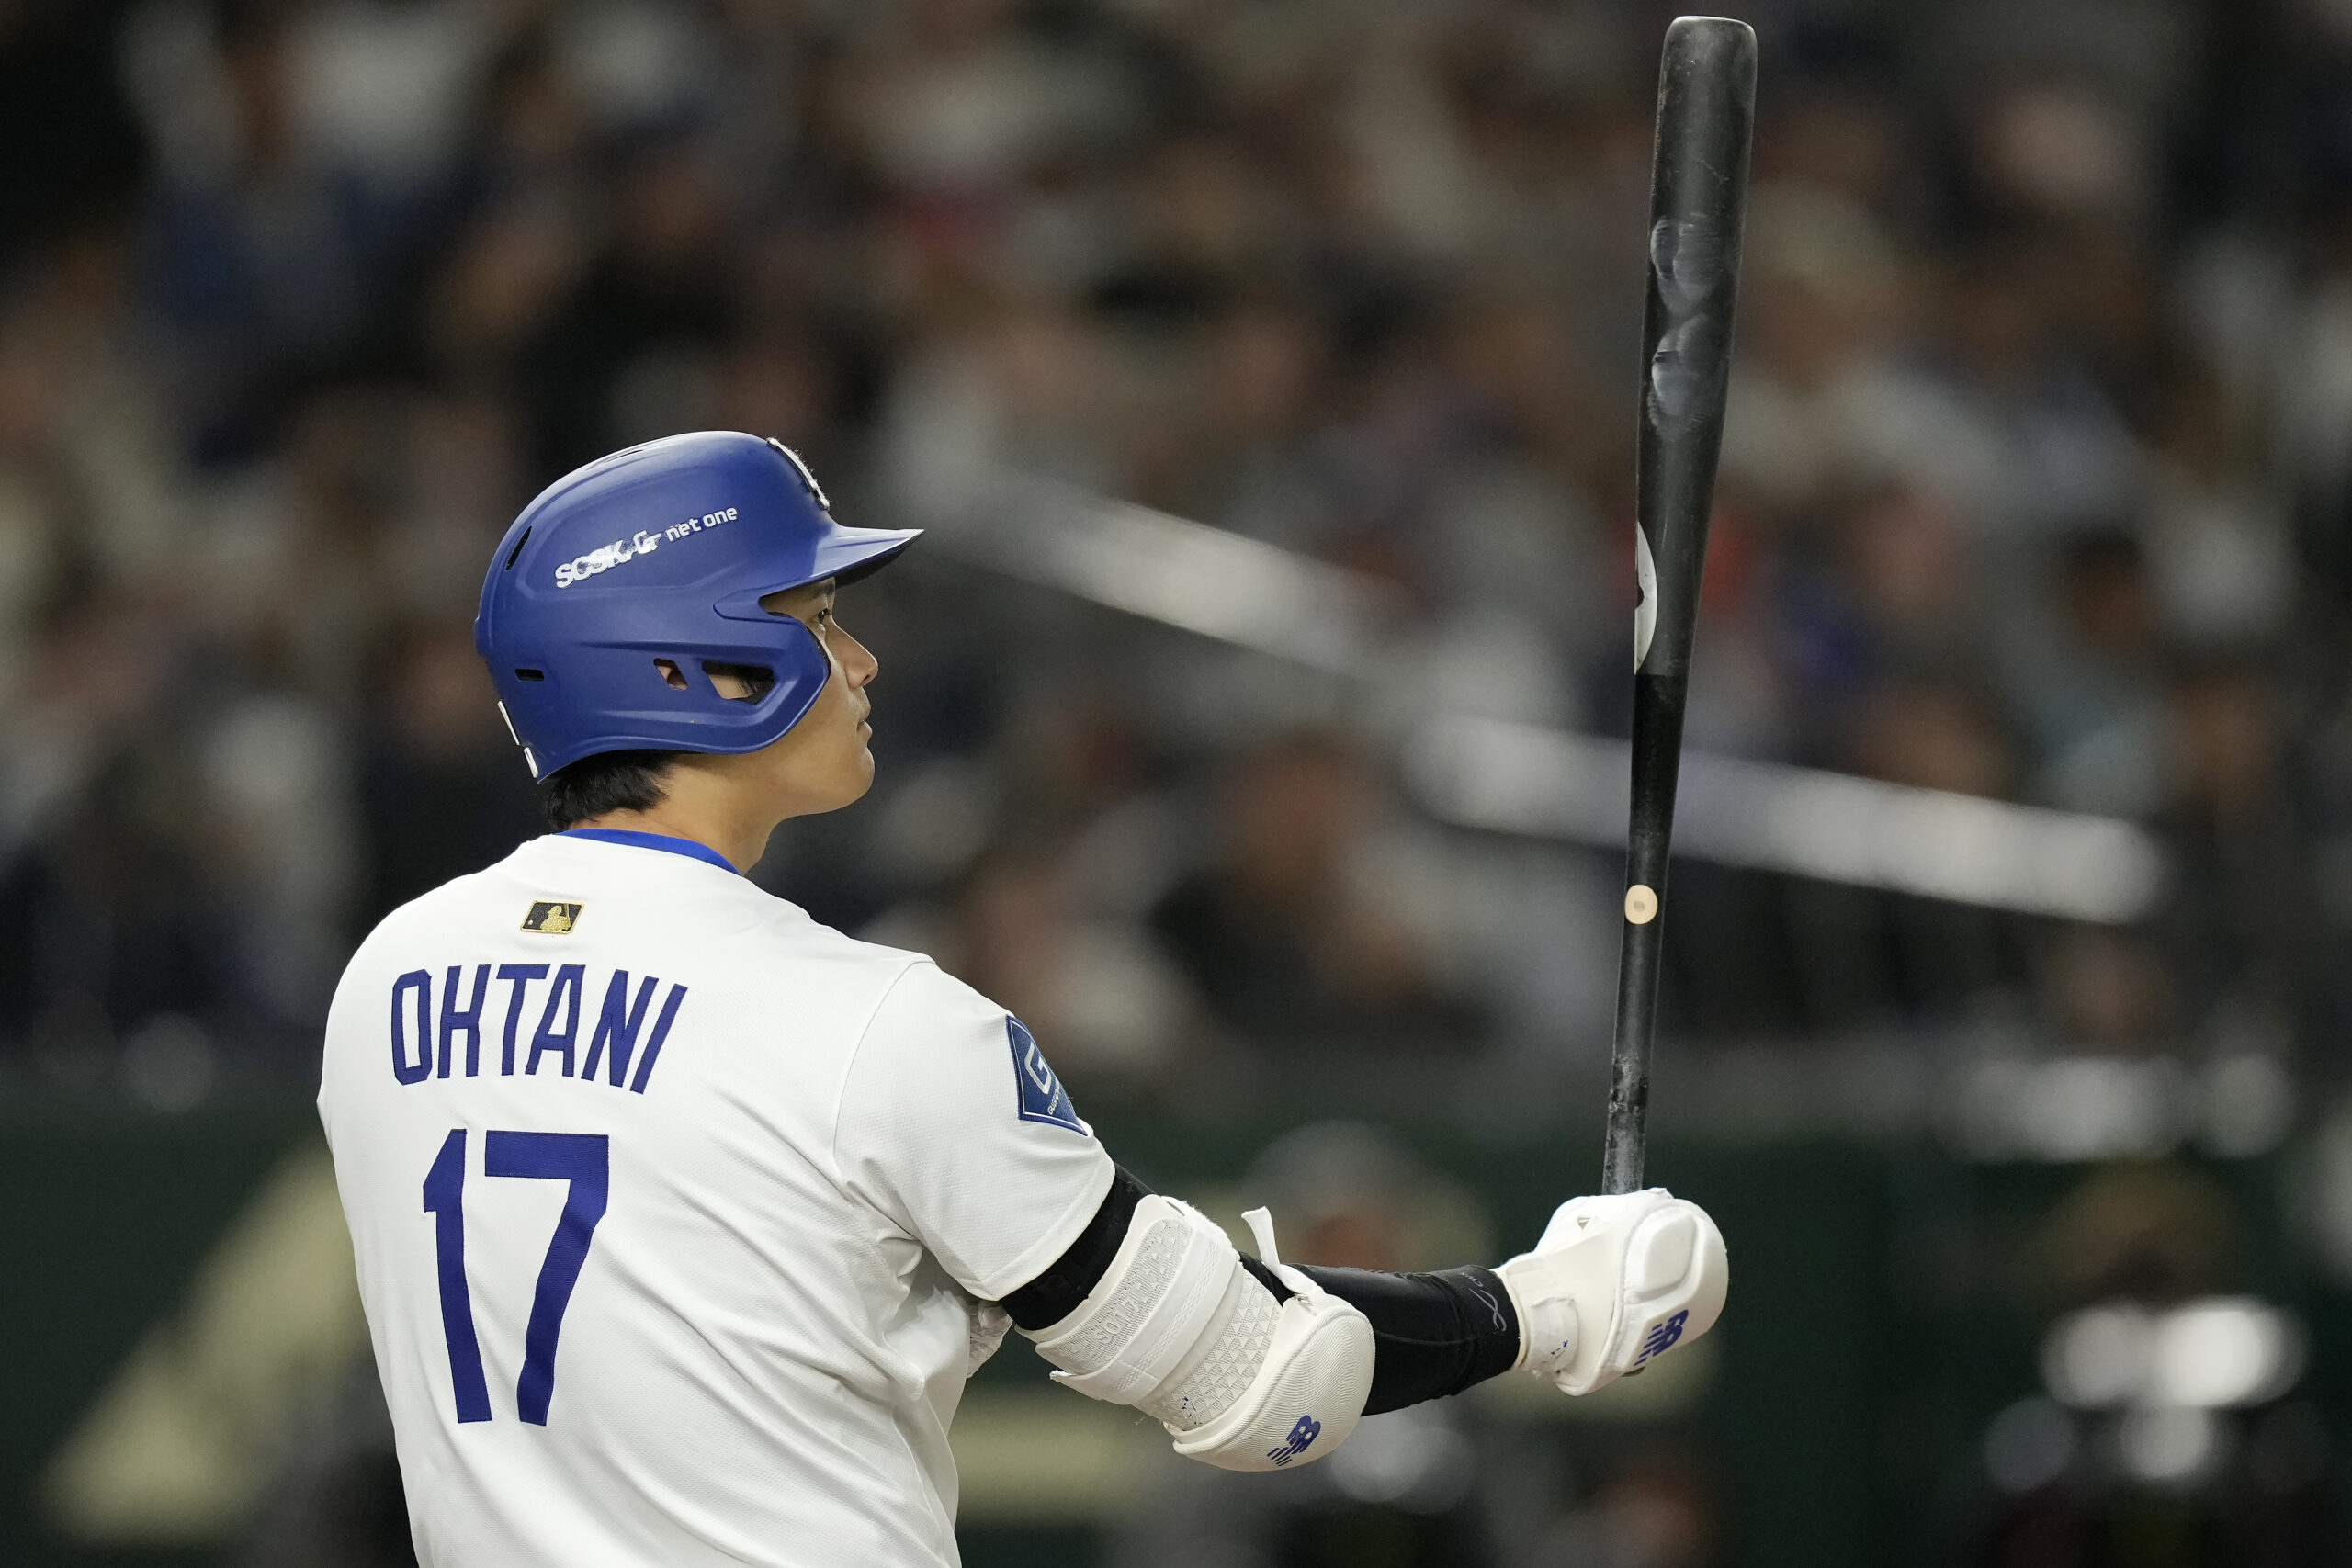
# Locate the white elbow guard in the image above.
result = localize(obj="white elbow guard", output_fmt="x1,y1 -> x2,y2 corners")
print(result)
1023,1197 -> 1374,1472
1495,1189 -> 1727,1397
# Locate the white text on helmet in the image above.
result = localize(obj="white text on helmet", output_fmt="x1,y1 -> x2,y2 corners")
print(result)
662,507 -> 740,545
554,528 -> 665,589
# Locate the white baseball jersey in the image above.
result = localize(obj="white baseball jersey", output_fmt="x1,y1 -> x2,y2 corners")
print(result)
318,830 -> 1114,1567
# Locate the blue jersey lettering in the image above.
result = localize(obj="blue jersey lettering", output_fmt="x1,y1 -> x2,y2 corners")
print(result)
529,964 -> 585,1077
440,964 -> 492,1078
496,964 -> 548,1075
392,962 -> 686,1094
391,971 -> 434,1085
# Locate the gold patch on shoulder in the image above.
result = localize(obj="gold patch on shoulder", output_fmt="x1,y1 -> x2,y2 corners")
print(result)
522,900 -> 582,934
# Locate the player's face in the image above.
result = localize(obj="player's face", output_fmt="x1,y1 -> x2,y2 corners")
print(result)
730,578 -> 880,816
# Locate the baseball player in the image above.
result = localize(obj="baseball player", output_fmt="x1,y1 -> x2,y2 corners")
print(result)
318,431 -> 1729,1567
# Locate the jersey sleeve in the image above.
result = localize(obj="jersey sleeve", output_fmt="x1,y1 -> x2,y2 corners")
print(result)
832,961 -> 1116,1301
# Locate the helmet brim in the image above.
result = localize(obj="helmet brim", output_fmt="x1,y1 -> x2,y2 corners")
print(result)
713,526 -> 919,620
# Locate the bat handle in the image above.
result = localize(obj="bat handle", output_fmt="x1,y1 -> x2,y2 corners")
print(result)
1602,729 -> 1676,1196
1601,1064 -> 1650,1195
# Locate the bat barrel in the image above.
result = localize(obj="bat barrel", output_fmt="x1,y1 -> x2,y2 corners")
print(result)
1602,17 -> 1756,1197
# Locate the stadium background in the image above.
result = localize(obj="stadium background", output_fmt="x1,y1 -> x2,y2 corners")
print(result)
4,0 -> 2351,1563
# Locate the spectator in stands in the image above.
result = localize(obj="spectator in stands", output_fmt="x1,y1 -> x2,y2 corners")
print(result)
1150,728 -> 1487,1058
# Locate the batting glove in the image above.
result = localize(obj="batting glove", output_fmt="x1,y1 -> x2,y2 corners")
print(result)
1494,1189 -> 1727,1396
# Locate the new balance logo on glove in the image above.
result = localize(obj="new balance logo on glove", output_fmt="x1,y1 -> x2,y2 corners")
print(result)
1266,1415 -> 1321,1467
1634,1310 -> 1689,1367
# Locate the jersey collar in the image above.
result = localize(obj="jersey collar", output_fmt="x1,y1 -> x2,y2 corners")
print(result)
560,828 -> 741,875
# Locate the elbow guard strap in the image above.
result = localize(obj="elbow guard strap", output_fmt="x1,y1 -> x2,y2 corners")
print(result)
1021,1196 -> 1375,1472
1029,1194 -> 1236,1404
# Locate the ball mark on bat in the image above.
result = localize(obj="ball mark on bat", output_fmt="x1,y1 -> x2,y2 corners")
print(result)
1646,315 -> 1726,430
1649,217 -> 1727,312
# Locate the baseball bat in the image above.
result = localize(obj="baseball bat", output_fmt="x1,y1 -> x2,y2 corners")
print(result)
1601,17 -> 1756,1197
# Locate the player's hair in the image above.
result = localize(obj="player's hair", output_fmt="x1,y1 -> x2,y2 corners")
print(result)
538,750 -> 680,830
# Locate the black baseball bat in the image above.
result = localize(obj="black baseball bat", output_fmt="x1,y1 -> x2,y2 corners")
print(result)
1601,17 -> 1756,1197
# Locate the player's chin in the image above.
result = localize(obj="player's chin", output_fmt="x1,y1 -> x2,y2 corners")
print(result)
831,742 -> 876,807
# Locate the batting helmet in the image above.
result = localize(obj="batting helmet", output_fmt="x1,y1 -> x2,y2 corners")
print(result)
475,431 -> 918,779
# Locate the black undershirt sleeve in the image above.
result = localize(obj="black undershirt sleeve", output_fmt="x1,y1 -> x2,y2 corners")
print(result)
1000,1165 -> 1149,1331
998,1170 -> 1523,1414
1282,1264 -> 1521,1415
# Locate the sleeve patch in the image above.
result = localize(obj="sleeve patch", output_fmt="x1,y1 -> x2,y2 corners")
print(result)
1008,1017 -> 1089,1136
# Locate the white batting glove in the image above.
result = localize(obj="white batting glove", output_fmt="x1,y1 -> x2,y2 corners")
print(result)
1494,1189 -> 1727,1396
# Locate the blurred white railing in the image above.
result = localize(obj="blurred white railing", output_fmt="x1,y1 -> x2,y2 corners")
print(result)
922,473 -> 2168,923
1402,716 -> 2165,922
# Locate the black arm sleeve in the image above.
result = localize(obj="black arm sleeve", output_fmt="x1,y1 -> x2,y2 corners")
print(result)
1283,1264 -> 1521,1415
1001,1166 -> 1521,1414
1000,1164 -> 1149,1331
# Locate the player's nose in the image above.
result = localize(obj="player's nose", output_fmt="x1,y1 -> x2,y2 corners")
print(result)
840,627 -> 878,689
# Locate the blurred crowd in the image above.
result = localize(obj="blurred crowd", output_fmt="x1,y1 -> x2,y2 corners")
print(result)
2,0 -> 2351,1119
17,6 -> 2352,1564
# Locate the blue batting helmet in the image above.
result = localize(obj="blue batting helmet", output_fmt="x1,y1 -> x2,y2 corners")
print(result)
475,431 -> 918,779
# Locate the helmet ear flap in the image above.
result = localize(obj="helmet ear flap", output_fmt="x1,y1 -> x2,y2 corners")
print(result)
701,661 -> 777,703
705,614 -> 831,739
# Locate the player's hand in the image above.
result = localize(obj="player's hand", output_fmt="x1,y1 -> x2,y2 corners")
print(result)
1494,1189 -> 1726,1396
